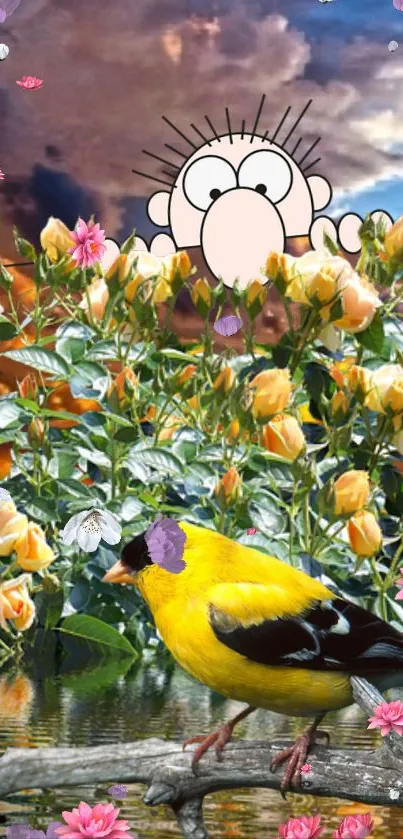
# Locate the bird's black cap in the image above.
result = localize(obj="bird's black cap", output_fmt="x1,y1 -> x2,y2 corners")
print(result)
120,530 -> 154,574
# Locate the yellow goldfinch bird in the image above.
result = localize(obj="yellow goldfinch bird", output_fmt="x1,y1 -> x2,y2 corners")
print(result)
103,520 -> 403,794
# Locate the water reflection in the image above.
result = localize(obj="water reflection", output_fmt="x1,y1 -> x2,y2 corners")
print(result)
0,662 -> 401,838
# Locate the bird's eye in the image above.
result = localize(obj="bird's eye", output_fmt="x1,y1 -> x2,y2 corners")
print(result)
183,155 -> 237,211
238,150 -> 292,204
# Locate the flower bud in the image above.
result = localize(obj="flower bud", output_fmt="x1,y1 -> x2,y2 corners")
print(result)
175,364 -> 197,387
215,467 -> 242,506
334,470 -> 370,516
28,418 -> 45,446
213,366 -> 235,395
163,250 -> 192,291
250,368 -> 292,422
330,391 -> 350,423
261,414 -> 305,461
265,252 -> 294,290
40,217 -> 75,263
347,365 -> 373,403
18,373 -> 38,401
108,367 -> 138,410
191,277 -> 213,317
348,510 -> 382,557
244,279 -> 267,318
227,419 -> 241,444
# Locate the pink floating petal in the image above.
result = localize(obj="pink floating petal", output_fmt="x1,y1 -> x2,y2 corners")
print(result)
393,0 -> 403,10
214,315 -> 242,337
0,0 -> 20,21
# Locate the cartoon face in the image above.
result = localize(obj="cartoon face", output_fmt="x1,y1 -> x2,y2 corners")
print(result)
138,99 -> 333,289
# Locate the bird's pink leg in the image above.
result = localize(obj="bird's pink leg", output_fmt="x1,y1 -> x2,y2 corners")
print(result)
270,714 -> 329,797
183,705 -> 256,774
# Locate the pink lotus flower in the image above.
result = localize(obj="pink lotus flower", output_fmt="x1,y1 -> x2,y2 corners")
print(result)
68,218 -> 107,269
16,76 -> 43,89
333,813 -> 374,838
394,567 -> 403,600
278,814 -> 324,839
55,801 -> 135,839
367,699 -> 403,736
301,763 -> 312,774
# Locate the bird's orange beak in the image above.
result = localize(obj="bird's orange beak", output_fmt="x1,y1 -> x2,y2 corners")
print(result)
102,560 -> 137,585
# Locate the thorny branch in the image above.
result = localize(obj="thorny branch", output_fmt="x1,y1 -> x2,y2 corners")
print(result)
0,678 -> 402,839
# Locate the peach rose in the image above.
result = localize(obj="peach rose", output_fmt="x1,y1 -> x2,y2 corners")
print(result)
0,501 -> 28,557
0,574 -> 35,632
15,521 -> 56,572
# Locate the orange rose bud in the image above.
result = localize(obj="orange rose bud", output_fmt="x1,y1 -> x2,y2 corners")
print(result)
334,470 -> 370,516
261,414 -> 305,461
0,443 -> 12,480
347,365 -> 373,403
330,391 -> 350,423
215,466 -> 242,506
227,419 -> 241,443
18,373 -> 38,401
108,367 -> 138,410
348,510 -> 382,557
28,418 -> 45,446
175,364 -> 197,387
213,366 -> 235,395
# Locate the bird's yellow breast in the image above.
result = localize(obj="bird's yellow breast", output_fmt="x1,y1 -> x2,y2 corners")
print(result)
136,524 -> 354,715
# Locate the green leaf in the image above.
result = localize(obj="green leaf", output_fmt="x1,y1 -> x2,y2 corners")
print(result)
127,447 -> 184,476
77,446 -> 112,468
59,657 -> 135,694
25,497 -> 57,523
35,588 -> 64,630
120,230 -> 137,254
56,336 -> 87,363
58,614 -> 136,658
0,399 -> 21,429
158,348 -> 200,362
356,311 -> 384,355
249,499 -> 286,534
323,231 -> 339,256
0,316 -> 18,340
3,346 -> 70,377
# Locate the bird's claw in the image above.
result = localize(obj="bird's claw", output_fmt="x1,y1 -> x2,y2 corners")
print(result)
182,723 -> 234,775
270,726 -> 329,798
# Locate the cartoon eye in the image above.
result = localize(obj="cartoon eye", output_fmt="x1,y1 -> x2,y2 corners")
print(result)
183,155 -> 237,211
238,150 -> 292,203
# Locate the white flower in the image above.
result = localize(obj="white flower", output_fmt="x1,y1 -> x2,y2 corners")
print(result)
61,509 -> 122,552
318,324 -> 343,353
0,488 -> 12,509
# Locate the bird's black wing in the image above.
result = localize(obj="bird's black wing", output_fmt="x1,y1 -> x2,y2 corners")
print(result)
209,595 -> 403,672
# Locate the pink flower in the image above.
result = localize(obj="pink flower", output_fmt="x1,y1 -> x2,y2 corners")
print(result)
394,567 -> 403,600
278,814 -> 324,839
0,169 -> 4,180
68,218 -> 107,269
246,527 -> 258,535
333,813 -> 374,838
16,76 -> 43,89
367,699 -> 403,736
55,801 -> 135,839
301,763 -> 312,774
393,0 -> 403,10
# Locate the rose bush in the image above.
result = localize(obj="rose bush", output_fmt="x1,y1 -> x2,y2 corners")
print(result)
0,214 -> 401,666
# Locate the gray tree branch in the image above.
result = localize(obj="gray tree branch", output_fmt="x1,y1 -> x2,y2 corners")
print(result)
0,678 -> 401,839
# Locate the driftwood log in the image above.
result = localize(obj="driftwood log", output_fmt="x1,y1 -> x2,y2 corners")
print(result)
1,678 -> 403,838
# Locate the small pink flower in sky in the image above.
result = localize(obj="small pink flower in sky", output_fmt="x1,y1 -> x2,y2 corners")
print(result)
394,567 -> 403,599
55,801 -> 135,839
333,812 -> 374,838
246,527 -> 258,535
367,699 -> 403,736
300,763 -> 312,774
278,814 -> 324,839
16,76 -> 43,89
68,218 -> 107,269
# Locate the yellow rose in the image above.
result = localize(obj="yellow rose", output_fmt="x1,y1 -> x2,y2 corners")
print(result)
250,368 -> 292,421
153,277 -> 173,304
108,366 -> 138,409
15,521 -> 56,572
365,364 -> 403,414
227,419 -> 241,443
79,276 -> 109,320
329,275 -> 381,333
265,252 -> 295,283
0,501 -> 28,557
125,273 -> 146,304
286,251 -> 352,306
244,279 -> 267,315
334,470 -> 370,516
261,414 -> 305,461
162,250 -> 192,282
40,217 -> 75,263
347,365 -> 374,404
0,574 -> 35,632
213,366 -> 235,395
384,215 -> 403,259
348,511 -> 382,557
215,467 -> 242,505
105,252 -> 135,285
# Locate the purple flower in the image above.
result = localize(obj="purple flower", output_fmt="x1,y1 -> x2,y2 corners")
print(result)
0,0 -> 20,24
145,515 -> 186,574
107,785 -> 128,800
6,825 -> 62,839
213,315 -> 242,337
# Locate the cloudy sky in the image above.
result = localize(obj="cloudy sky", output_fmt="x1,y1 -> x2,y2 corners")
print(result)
0,0 -> 403,252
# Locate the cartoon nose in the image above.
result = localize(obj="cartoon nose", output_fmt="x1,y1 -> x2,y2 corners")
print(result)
201,188 -> 285,289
